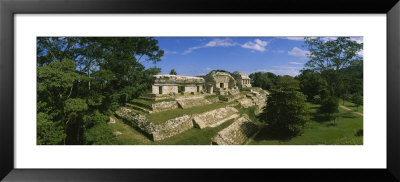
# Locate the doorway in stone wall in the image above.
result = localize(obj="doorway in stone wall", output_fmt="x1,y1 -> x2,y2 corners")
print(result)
178,86 -> 185,93
220,83 -> 224,88
197,86 -> 200,92
159,86 -> 162,94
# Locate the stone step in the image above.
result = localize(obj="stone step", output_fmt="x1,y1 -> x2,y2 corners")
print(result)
130,100 -> 153,110
212,115 -> 260,145
192,107 -> 239,129
126,103 -> 152,114
176,97 -> 210,109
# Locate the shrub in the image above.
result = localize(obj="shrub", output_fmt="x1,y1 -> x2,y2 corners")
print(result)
260,90 -> 309,137
319,96 -> 339,124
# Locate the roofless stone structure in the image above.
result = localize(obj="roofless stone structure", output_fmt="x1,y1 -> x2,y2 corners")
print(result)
204,71 -> 238,95
232,72 -> 252,89
152,75 -> 205,95
151,71 -> 251,96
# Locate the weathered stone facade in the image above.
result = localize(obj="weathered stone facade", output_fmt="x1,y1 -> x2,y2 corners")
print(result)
151,71 -> 251,97
115,107 -> 193,141
204,71 -> 239,95
192,107 -> 239,129
212,114 -> 259,145
152,101 -> 179,113
232,72 -> 252,89
176,96 -> 211,109
152,75 -> 205,95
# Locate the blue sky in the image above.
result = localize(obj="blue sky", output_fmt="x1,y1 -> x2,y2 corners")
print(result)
142,37 -> 363,77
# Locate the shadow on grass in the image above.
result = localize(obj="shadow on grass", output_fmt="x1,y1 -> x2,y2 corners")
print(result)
311,113 -> 333,123
253,125 -> 297,142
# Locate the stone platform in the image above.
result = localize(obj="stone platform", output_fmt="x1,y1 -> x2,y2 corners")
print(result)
192,107 -> 239,129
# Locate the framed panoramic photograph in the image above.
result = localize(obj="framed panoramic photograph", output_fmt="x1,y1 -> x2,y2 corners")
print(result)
1,0 -> 400,181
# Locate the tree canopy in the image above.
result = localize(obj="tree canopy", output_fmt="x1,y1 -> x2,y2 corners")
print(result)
37,37 -> 164,144
303,37 -> 363,97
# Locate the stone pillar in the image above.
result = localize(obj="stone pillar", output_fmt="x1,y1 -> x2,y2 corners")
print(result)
210,86 -> 213,94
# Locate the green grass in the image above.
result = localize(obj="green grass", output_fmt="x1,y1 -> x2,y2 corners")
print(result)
146,101 -> 231,124
131,98 -> 175,106
339,99 -> 363,113
204,94 -> 218,99
110,98 -> 363,145
152,119 -> 235,145
108,116 -> 236,145
235,105 -> 263,125
249,103 -> 363,145
107,117 -> 153,145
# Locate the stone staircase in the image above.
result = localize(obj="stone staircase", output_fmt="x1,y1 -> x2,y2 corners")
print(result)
192,107 -> 239,129
126,103 -> 152,114
212,114 -> 260,145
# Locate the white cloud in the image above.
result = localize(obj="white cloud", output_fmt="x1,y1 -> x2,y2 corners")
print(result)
288,47 -> 309,60
351,37 -> 363,44
320,37 -> 337,42
182,46 -> 202,55
205,38 -> 237,47
205,67 -> 211,71
289,61 -> 303,65
241,39 -> 268,52
182,38 -> 237,55
358,50 -> 364,56
281,37 -> 305,41
164,50 -> 178,55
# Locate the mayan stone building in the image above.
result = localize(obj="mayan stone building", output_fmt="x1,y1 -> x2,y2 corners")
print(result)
151,71 -> 251,96
204,71 -> 238,95
152,75 -> 205,95
232,72 -> 252,89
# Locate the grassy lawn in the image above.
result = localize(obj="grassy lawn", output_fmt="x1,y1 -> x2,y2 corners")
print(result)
109,99 -> 363,145
107,117 -> 153,145
339,99 -> 363,113
146,101 -> 231,124
249,103 -> 363,145
108,116 -> 235,145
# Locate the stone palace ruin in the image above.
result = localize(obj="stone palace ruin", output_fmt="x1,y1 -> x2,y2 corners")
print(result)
114,70 -> 268,144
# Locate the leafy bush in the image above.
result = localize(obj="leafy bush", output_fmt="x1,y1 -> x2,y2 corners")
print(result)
352,94 -> 363,109
355,129 -> 363,136
319,96 -> 339,124
84,123 -> 116,145
260,90 -> 309,137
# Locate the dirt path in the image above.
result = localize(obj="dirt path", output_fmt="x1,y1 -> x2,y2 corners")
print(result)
339,105 -> 363,117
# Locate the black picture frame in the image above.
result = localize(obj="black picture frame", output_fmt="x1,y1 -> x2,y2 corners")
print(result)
1,0 -> 399,181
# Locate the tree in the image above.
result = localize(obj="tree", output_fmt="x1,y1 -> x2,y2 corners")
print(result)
352,94 -> 363,110
260,90 -> 309,137
273,75 -> 300,91
249,72 -> 278,90
304,37 -> 363,97
319,96 -> 339,125
37,37 -> 164,145
296,69 -> 327,102
169,69 -> 177,75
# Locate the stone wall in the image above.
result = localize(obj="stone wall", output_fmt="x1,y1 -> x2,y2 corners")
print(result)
152,115 -> 193,141
152,101 -> 179,113
184,85 -> 197,93
204,71 -> 236,90
177,96 -> 210,109
212,115 -> 259,145
193,107 -> 239,129
152,85 -> 178,95
115,107 -> 193,141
